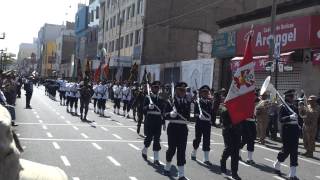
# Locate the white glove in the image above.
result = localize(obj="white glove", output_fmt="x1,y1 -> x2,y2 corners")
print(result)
170,111 -> 177,118
199,114 -> 206,120
149,104 -> 155,110
290,113 -> 298,121
162,124 -> 166,131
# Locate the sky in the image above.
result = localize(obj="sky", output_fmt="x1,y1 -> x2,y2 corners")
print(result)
0,0 -> 88,57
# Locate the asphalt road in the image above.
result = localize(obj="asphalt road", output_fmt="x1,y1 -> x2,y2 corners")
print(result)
13,86 -> 320,180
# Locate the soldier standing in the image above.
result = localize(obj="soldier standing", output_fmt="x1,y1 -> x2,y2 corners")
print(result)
220,104 -> 242,180
135,84 -> 146,134
92,82 -> 98,113
58,78 -> 67,106
298,95 -> 320,158
131,82 -> 139,121
164,82 -> 190,180
113,81 -> 122,115
65,82 -> 71,112
255,93 -> 271,145
191,85 -> 214,166
141,81 -> 166,166
273,89 -> 299,180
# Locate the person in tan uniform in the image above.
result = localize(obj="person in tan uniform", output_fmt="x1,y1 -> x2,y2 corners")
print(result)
298,95 -> 320,158
0,105 -> 68,180
255,93 -> 271,145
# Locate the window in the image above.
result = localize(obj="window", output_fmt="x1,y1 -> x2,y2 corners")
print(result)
96,7 -> 99,19
107,0 -> 110,8
120,37 -> 124,49
137,0 -> 143,14
106,19 -> 109,30
91,10 -> 94,22
121,10 -> 125,22
116,38 -> 120,50
126,6 -> 131,20
117,13 -> 120,25
129,33 -> 133,46
125,34 -> 129,48
131,4 -> 135,17
135,29 -> 141,45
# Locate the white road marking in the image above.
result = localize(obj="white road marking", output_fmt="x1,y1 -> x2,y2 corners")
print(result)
56,112 -> 60,115
107,156 -> 121,166
60,156 -> 71,166
129,177 -> 138,180
52,142 -> 60,149
116,122 -> 123,126
101,127 -> 109,131
163,144 -> 168,148
38,120 -> 43,123
66,120 -> 71,124
128,143 -> 140,151
128,128 -> 136,132
73,126 -> 79,130
22,146 -> 26,149
46,132 -> 53,138
112,134 -> 122,140
60,116 -> 65,119
212,132 -> 222,137
273,176 -> 286,180
239,161 -> 250,167
316,176 -> 320,179
264,158 -> 288,167
81,133 -> 89,139
92,143 -> 102,150
36,115 -> 40,119
33,111 -> 37,114
72,177 -> 80,180
16,133 -> 20,137
42,125 -> 48,130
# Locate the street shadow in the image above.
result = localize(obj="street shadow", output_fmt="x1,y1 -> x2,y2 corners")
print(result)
194,160 -> 222,175
142,158 -> 176,180
265,144 -> 282,151
249,162 -> 279,174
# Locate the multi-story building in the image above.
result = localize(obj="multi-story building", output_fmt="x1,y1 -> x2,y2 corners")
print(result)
37,23 -> 64,77
42,41 -> 56,77
99,0 -> 145,80
55,22 -> 76,78
17,42 -> 37,75
75,4 -> 89,69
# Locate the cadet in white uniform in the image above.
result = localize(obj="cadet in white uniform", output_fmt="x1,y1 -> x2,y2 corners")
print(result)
122,82 -> 132,118
113,81 -> 122,115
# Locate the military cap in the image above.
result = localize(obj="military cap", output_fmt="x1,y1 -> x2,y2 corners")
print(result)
175,81 -> 188,89
284,89 -> 295,96
199,85 -> 210,92
151,81 -> 161,86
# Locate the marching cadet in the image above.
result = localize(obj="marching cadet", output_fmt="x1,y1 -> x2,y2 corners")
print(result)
131,82 -> 139,121
298,95 -> 320,158
141,81 -> 166,166
92,82 -> 98,113
113,81 -> 122,115
65,82 -> 71,112
97,81 -> 109,117
79,81 -> 93,121
135,83 -> 147,134
58,78 -> 67,106
164,82 -> 191,180
273,89 -> 299,180
255,92 -> 271,145
122,81 -> 132,118
191,85 -> 214,166
220,104 -> 242,180
69,82 -> 79,115
239,117 -> 257,165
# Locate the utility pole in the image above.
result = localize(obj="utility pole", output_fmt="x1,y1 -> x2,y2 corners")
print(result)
268,0 -> 278,89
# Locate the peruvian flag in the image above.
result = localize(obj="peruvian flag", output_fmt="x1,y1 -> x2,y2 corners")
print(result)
224,32 -> 256,125
94,63 -> 101,83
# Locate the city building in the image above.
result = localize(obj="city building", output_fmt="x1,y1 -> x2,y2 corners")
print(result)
17,42 -> 37,75
75,4 -> 89,70
37,23 -> 64,77
99,0 -> 145,80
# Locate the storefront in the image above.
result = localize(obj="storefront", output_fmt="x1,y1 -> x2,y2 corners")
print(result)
231,15 -> 320,94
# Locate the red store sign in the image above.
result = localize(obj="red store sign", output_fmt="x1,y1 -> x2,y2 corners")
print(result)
236,16 -> 320,56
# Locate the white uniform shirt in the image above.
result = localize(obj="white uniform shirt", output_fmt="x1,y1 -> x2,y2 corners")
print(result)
121,86 -> 132,101
113,85 -> 122,99
69,83 -> 78,98
59,80 -> 67,91
92,85 -> 98,99
65,83 -> 71,97
97,84 -> 108,100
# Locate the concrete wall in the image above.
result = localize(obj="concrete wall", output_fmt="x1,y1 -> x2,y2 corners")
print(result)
301,61 -> 320,95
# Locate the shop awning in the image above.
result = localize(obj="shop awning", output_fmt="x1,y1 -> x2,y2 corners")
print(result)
231,51 -> 294,72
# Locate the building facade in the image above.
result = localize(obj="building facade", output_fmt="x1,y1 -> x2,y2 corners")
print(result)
17,43 -> 37,76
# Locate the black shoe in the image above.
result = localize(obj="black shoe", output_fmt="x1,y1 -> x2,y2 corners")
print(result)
204,161 -> 213,166
231,173 -> 242,180
274,170 -> 281,176
178,177 -> 188,180
239,156 -> 243,161
154,160 -> 160,166
80,114 -> 83,120
191,155 -> 196,161
289,176 -> 299,180
220,160 -> 226,174
11,122 -> 18,127
246,160 -> 255,165
137,126 -> 141,134
142,153 -> 147,160
163,170 -> 170,176
67,109 -> 69,113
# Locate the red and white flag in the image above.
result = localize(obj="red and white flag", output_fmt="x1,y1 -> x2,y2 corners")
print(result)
224,32 -> 256,125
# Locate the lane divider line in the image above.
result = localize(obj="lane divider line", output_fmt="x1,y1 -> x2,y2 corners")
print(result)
42,125 -> 48,130
52,142 -> 60,150
107,156 -> 121,167
46,132 -> 53,138
264,158 -> 288,167
128,128 -> 136,132
73,126 -> 79,130
101,127 -> 109,131
60,156 -> 71,166
112,134 -> 122,140
92,143 -> 102,150
128,143 -> 141,151
129,177 -> 138,180
81,133 -> 89,139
